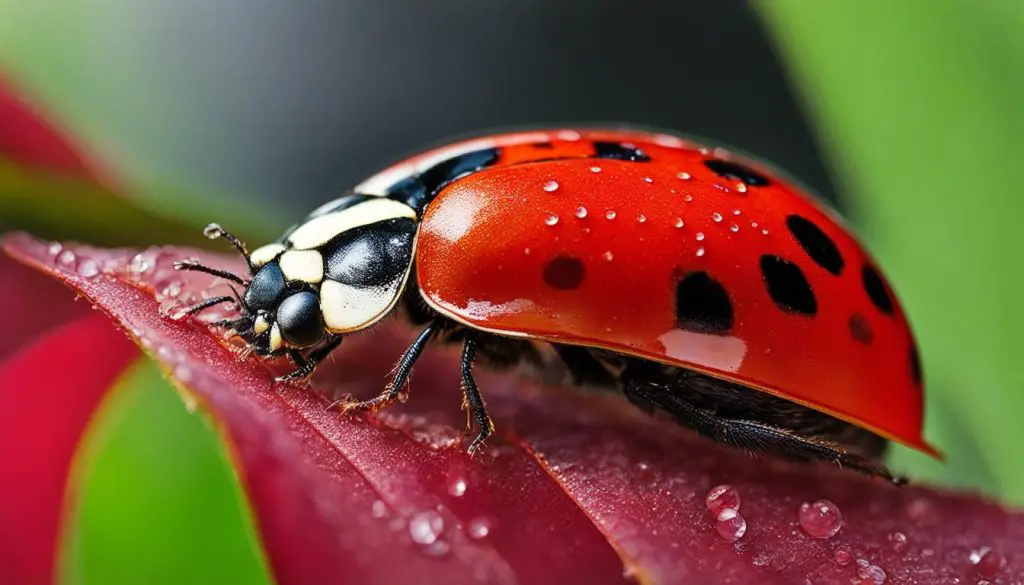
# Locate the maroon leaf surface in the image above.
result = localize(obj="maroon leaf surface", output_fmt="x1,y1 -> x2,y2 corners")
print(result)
4,232 -> 1024,585
0,253 -> 91,361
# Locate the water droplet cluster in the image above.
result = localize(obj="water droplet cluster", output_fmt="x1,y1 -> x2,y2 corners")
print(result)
704,485 -> 746,542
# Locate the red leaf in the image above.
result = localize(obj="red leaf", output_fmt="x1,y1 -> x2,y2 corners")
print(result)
0,253 -> 91,361
0,315 -> 139,585
0,76 -> 111,185
4,232 -> 1024,585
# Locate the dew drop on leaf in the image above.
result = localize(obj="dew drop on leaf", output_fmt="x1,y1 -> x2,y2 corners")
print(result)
705,484 -> 741,515
715,508 -> 747,542
468,517 -> 493,540
408,511 -> 444,545
799,499 -> 842,539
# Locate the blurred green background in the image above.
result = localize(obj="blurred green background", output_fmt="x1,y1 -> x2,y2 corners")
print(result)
2,1 -> 1022,583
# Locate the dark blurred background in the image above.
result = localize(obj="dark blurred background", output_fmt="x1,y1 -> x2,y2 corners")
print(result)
24,0 -> 835,215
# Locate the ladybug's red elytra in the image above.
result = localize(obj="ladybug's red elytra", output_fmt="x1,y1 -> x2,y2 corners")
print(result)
176,127 -> 938,483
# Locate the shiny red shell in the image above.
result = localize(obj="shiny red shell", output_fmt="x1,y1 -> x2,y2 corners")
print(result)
367,129 -> 936,457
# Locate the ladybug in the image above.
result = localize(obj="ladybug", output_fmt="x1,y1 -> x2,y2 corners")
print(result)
176,127 -> 938,483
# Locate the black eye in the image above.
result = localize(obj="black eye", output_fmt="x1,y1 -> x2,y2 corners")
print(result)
276,291 -> 325,347
244,262 -> 285,311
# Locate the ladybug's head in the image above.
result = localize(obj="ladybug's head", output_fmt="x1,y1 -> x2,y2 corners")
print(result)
176,204 -> 417,357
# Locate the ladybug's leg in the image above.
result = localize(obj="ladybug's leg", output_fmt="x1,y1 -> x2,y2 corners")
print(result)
334,320 -> 440,413
460,336 -> 495,455
622,376 -> 904,485
275,335 -> 342,383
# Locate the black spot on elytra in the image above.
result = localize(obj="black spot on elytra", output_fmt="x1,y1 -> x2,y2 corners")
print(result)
704,159 -> 771,187
593,141 -> 651,162
862,264 -> 894,315
848,313 -> 874,344
385,147 -> 500,213
786,215 -> 844,275
910,344 -> 923,385
760,255 -> 817,315
675,271 -> 734,334
543,256 -> 585,290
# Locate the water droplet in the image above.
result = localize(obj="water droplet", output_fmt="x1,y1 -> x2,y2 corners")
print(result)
733,209 -> 742,215
833,544 -> 853,566
605,210 -> 617,220
888,532 -> 908,553
643,177 -> 653,184
468,517 -> 493,539
372,500 -> 387,518
409,511 -> 444,545
523,248 -> 531,255
730,224 -> 739,233
705,485 -> 741,514
544,213 -> 559,226
736,183 -> 748,193
425,540 -> 451,557
557,130 -> 581,141
696,232 -> 705,241
761,228 -> 770,236
543,180 -> 559,192
448,477 -> 468,497
855,559 -> 887,583
637,214 -> 647,223
202,223 -> 223,239
77,259 -> 100,278
973,548 -> 1005,579
129,253 -> 151,275
603,251 -> 614,262
715,508 -> 747,542
712,212 -> 723,223
173,364 -> 192,383
590,166 -> 602,173
674,217 -> 685,228
696,247 -> 705,257
751,221 -> 759,228
799,499 -> 842,539
683,194 -> 693,202
677,171 -> 691,180
58,250 -> 76,267
575,206 -> 588,219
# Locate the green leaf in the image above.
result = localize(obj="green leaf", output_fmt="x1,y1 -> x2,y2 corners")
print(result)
59,358 -> 272,585
757,0 -> 1024,502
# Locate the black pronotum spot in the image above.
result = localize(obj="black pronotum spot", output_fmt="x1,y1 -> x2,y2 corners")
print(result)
862,264 -> 894,315
786,215 -> 845,275
760,255 -> 818,315
675,271 -> 734,334
848,313 -> 874,344
543,255 -> 586,290
386,147 -> 500,212
909,344 -> 923,385
704,159 -> 771,187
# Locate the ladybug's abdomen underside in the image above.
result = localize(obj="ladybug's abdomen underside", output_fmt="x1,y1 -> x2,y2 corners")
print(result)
414,134 -> 933,455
